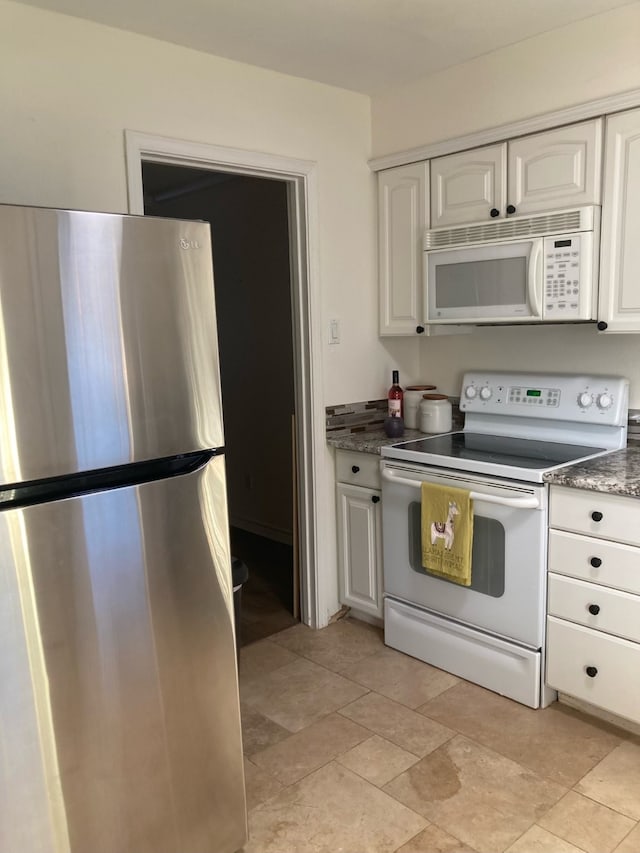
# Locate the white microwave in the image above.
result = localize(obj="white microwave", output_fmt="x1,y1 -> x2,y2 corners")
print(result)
424,207 -> 600,325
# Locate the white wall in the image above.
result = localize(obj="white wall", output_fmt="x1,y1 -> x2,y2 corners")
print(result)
371,3 -> 640,407
0,0 -> 422,623
0,0 -> 417,410
410,323 -> 640,405
372,3 -> 640,157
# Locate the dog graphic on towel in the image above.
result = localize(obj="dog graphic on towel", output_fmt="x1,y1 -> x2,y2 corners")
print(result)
421,484 -> 473,586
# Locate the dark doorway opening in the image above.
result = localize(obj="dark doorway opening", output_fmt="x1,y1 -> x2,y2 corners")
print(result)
142,162 -> 299,644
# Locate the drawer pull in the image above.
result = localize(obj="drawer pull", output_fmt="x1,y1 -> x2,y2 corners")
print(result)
591,511 -> 603,522
590,557 -> 602,568
371,495 -> 380,504
585,666 -> 598,678
588,604 -> 601,615
351,465 -> 360,474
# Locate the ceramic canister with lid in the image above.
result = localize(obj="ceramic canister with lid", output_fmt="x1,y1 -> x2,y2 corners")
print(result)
403,385 -> 436,429
419,393 -> 452,434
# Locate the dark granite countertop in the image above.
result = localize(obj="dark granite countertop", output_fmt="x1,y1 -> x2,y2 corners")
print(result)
326,427 -> 425,455
544,446 -> 640,498
328,429 -> 640,498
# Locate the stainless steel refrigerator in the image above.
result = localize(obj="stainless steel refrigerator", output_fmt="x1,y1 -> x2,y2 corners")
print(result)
0,204 -> 247,853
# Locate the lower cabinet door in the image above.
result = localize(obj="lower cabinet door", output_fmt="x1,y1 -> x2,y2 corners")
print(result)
337,483 -> 383,618
546,616 -> 640,724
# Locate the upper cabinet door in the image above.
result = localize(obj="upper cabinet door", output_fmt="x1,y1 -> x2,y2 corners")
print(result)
598,108 -> 640,333
378,162 -> 429,335
430,143 -> 507,228
508,119 -> 603,216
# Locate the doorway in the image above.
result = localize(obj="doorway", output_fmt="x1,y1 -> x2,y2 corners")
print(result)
142,163 -> 299,644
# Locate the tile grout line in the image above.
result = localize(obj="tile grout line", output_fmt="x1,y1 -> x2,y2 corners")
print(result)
613,819 -> 640,853
569,787 -> 640,824
242,624 -> 640,849
245,635 -> 597,800
415,699 -> 625,792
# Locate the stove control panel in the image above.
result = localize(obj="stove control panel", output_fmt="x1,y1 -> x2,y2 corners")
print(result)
460,371 -> 629,426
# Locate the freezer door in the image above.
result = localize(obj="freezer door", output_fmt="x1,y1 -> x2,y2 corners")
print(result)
0,204 -> 223,485
0,455 -> 246,853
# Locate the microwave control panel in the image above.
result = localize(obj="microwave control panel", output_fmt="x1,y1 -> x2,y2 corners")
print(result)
544,235 -> 584,318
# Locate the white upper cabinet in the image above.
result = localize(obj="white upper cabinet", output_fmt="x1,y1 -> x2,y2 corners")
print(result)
598,107 -> 640,333
378,162 -> 429,335
508,119 -> 603,215
430,144 -> 506,229
430,120 -> 602,228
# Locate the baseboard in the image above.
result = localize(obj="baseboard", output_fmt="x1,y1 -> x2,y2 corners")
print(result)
558,693 -> 640,736
230,518 -> 293,546
341,606 -> 383,629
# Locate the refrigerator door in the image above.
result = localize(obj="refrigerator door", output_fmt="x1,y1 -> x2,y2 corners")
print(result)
1,455 -> 246,853
0,204 -> 224,486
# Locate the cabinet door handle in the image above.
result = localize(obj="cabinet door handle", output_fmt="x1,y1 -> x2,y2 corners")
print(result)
371,495 -> 380,504
597,321 -> 608,331
590,557 -> 602,568
489,208 -> 500,218
588,604 -> 600,615
416,325 -> 425,334
585,666 -> 598,678
591,511 -> 603,522
351,465 -> 360,474
506,204 -> 516,215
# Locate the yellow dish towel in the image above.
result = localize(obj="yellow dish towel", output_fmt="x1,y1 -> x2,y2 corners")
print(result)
421,482 -> 474,586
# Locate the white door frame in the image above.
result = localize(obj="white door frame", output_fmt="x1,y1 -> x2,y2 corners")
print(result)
125,130 -> 324,628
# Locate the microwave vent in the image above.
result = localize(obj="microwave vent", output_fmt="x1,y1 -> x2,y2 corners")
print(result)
425,208 -> 594,250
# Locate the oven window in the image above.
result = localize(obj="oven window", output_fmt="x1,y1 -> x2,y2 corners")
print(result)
408,501 -> 505,597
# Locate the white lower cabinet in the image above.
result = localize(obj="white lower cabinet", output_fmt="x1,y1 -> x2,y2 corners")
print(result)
335,450 -> 383,618
547,618 -> 640,723
546,485 -> 640,725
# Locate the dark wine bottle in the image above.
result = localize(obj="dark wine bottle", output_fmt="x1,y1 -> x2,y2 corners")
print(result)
388,370 -> 403,418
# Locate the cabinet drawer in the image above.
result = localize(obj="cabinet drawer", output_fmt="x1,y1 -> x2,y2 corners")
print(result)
336,450 -> 381,489
548,573 -> 640,643
548,529 -> 640,595
546,616 -> 640,724
550,486 -> 640,546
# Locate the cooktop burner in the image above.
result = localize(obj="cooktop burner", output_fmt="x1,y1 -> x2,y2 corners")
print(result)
391,431 -> 607,471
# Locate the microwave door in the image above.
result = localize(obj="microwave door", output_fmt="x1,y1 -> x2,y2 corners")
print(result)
426,240 -> 540,324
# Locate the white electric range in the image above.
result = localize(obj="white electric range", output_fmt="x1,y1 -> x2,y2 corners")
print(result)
380,371 -> 629,708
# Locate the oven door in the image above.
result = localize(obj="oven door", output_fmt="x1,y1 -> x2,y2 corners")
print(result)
381,461 -> 547,648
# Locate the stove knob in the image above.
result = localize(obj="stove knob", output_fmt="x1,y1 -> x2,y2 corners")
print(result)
479,386 -> 492,400
464,385 -> 477,399
578,392 -> 593,408
597,393 -> 613,410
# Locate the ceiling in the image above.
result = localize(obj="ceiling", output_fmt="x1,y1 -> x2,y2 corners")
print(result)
13,0 -> 637,95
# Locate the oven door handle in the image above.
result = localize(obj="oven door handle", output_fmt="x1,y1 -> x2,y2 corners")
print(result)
381,469 -> 540,509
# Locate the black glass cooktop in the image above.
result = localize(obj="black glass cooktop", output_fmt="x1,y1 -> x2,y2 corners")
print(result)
391,431 -> 606,470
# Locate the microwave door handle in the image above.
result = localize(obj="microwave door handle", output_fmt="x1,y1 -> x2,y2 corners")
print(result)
528,240 -> 543,319
381,469 -> 539,508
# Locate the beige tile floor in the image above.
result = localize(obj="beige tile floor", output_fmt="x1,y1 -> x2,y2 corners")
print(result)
239,618 -> 640,853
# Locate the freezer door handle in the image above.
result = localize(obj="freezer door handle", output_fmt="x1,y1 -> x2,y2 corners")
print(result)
381,468 -> 540,509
